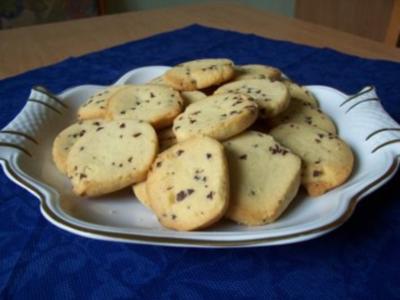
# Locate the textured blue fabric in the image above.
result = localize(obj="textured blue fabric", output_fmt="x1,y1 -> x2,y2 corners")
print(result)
0,25 -> 400,299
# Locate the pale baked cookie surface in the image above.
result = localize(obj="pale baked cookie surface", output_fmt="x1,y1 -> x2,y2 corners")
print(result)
173,93 -> 258,142
233,64 -> 282,81
133,181 -> 151,208
165,59 -> 235,91
181,90 -> 207,106
78,85 -> 127,120
284,81 -> 319,107
268,98 -> 337,134
146,137 -> 229,231
148,75 -> 169,86
224,131 -> 301,225
214,79 -> 290,118
269,123 -> 354,196
107,84 -> 183,129
52,119 -> 105,174
66,120 -> 158,197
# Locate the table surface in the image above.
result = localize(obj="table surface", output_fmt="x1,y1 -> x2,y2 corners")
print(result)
1,3 -> 400,80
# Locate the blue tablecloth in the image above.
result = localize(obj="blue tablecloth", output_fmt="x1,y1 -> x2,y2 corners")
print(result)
1,25 -> 399,299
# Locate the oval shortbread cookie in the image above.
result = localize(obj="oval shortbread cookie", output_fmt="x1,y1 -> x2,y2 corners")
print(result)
224,131 -> 301,225
268,98 -> 337,134
173,93 -> 258,142
78,85 -> 127,120
107,85 -> 183,129
269,123 -> 354,196
233,64 -> 282,81
285,81 -> 319,107
214,79 -> 290,118
52,119 -> 105,174
66,120 -> 158,197
133,181 -> 151,208
165,59 -> 235,91
146,137 -> 229,231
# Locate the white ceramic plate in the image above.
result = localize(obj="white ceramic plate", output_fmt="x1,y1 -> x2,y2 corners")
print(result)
1,66 -> 399,248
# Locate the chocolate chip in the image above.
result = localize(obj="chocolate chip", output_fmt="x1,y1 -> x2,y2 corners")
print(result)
206,153 -> 212,159
313,170 -> 323,177
176,149 -> 184,156
156,161 -> 162,168
189,119 -> 197,124
79,146 -> 84,151
79,173 -> 87,180
96,127 -> 104,132
120,110 -> 126,115
269,144 -> 288,155
206,191 -> 214,199
127,157 -> 133,162
239,154 -> 247,160
174,126 -> 181,131
171,214 -> 177,220
176,190 -> 186,201
315,139 -> 321,143
120,123 -> 126,129
133,133 -> 142,138
150,92 -> 155,98
176,189 -> 195,202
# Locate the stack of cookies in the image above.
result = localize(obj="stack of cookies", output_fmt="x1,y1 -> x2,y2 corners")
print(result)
52,58 -> 354,231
